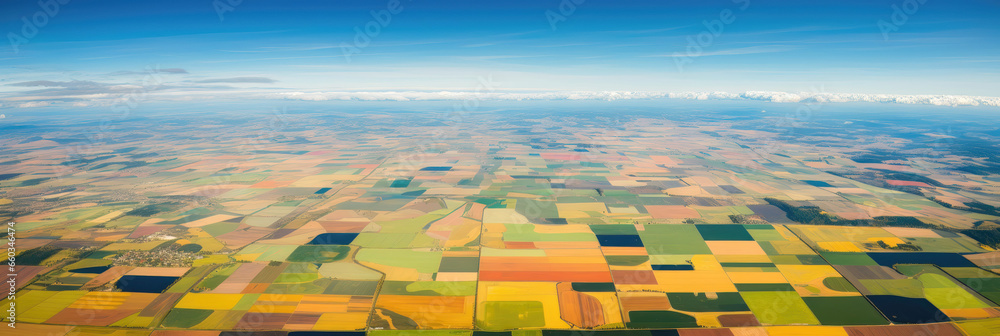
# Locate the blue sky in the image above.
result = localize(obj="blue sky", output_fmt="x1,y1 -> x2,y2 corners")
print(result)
1,0 -> 998,108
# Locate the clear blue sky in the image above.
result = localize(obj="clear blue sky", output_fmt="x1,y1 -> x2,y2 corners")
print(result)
1,0 -> 998,108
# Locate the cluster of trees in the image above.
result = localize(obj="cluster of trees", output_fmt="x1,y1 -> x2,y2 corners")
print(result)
826,169 -> 943,196
124,202 -> 184,217
764,198 -> 1000,249
959,229 -> 1000,249
875,240 -> 921,251
17,247 -> 67,265
932,198 -> 1000,217
764,198 -> 936,228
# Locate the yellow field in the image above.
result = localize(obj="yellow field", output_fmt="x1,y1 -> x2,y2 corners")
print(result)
476,281 -> 570,329
174,293 -> 245,310
765,326 -> 849,336
706,241 -> 767,255
816,241 -> 863,252
727,272 -> 788,284
17,291 -> 89,323
651,270 -> 738,292
376,295 -> 475,329
556,202 -> 607,218
314,312 -> 371,330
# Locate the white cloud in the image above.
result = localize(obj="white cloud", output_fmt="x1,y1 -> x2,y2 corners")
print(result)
272,90 -> 1000,107
6,89 -> 1000,109
17,101 -> 51,108
648,45 -> 796,58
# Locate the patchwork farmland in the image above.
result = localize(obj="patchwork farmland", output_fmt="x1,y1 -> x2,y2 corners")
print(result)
4,107 -> 1000,335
